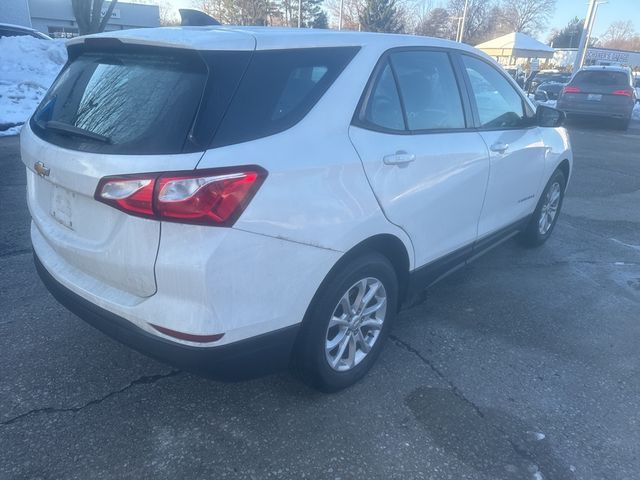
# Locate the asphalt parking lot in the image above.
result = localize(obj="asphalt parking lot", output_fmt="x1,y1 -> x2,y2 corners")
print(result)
1,117 -> 640,480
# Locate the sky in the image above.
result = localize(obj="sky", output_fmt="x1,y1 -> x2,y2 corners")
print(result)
162,0 -> 639,41
547,0 -> 639,39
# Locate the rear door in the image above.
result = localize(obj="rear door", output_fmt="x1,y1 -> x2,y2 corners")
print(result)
459,54 -> 546,237
349,49 -> 490,268
23,43 -> 251,297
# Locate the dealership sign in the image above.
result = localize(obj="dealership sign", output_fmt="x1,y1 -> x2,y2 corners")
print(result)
100,7 -> 121,19
586,50 -> 630,64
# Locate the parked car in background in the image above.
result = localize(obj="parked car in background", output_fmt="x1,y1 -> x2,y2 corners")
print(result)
557,65 -> 636,130
504,66 -> 525,88
23,26 -> 572,392
534,81 -> 569,102
0,23 -> 51,40
527,70 -> 571,93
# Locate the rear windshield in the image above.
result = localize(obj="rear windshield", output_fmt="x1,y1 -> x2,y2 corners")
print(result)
573,71 -> 629,87
32,50 -> 209,154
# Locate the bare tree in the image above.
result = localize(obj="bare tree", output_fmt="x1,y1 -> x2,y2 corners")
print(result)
71,0 -> 119,35
497,0 -> 556,36
415,7 -> 455,39
158,2 -> 180,26
127,0 -> 178,26
325,0 -> 364,30
194,0 -> 270,25
447,0 -> 496,45
599,20 -> 640,50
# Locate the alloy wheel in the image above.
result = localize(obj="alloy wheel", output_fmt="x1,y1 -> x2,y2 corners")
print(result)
325,277 -> 387,372
538,182 -> 561,235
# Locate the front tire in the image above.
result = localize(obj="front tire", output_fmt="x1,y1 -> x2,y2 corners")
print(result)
292,252 -> 398,392
518,169 -> 566,248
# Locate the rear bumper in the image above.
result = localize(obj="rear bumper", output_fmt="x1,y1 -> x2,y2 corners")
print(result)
35,253 -> 300,380
557,101 -> 633,119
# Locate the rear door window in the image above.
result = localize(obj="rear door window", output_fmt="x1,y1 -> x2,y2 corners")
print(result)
362,61 -> 405,131
389,50 -> 465,131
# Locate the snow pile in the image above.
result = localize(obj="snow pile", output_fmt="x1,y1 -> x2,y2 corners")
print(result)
0,36 -> 67,137
633,102 -> 640,121
537,99 -> 557,108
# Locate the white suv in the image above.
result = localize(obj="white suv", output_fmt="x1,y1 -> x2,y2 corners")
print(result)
23,26 -> 572,391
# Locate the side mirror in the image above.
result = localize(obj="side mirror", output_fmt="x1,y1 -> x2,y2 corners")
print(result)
534,90 -> 549,102
537,105 -> 565,127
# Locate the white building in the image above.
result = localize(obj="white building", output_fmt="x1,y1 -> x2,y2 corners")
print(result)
0,0 -> 32,27
554,47 -> 640,71
1,0 -> 159,38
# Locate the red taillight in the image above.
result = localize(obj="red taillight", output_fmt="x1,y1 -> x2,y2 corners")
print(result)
156,170 -> 261,225
95,175 -> 157,217
95,166 -> 267,226
612,89 -> 632,97
562,86 -> 581,94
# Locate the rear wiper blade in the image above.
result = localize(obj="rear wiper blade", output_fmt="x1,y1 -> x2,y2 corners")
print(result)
44,120 -> 111,144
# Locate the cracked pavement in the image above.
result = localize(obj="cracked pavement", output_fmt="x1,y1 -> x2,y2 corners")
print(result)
1,116 -> 640,479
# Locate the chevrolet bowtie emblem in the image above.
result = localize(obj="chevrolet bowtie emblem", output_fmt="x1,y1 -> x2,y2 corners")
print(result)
34,161 -> 50,177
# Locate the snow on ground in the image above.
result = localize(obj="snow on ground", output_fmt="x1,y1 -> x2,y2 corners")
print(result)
528,93 -> 557,109
0,36 -> 67,137
633,102 -> 640,121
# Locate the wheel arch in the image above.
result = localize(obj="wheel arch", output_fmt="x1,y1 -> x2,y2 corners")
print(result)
557,158 -> 570,185
301,234 -> 411,328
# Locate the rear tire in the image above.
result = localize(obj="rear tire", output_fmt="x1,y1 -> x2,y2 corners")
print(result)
617,117 -> 631,131
292,252 -> 398,392
517,169 -> 566,248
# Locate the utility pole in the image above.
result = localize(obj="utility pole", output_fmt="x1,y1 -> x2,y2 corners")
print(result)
454,17 -> 462,42
457,0 -> 469,43
338,0 -> 343,30
573,0 -> 606,72
298,0 -> 302,27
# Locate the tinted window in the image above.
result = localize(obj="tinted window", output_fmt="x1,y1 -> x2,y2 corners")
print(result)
390,51 -> 465,130
363,62 -> 405,131
212,47 -> 359,148
32,50 -> 209,154
463,55 -> 525,129
573,71 -> 629,87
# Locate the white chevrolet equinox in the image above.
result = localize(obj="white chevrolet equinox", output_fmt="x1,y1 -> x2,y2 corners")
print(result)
23,25 -> 572,391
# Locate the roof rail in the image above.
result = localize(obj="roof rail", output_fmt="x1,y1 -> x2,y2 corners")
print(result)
178,9 -> 221,26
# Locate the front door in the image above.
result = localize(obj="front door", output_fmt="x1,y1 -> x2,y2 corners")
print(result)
460,54 -> 547,237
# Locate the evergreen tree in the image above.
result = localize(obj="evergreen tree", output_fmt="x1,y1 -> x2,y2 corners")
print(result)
359,0 -> 404,33
310,11 -> 328,29
300,0 -> 326,28
548,17 -> 584,48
